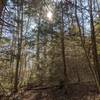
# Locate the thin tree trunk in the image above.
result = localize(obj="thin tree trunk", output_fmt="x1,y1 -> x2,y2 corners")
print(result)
0,0 -> 4,17
14,0 -> 23,92
36,13 -> 43,85
75,0 -> 100,92
89,0 -> 100,87
61,1 -> 68,88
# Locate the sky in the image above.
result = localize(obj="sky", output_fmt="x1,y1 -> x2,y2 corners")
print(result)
2,0 -> 100,39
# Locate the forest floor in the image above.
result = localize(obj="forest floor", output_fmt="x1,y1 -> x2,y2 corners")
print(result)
2,82 -> 100,100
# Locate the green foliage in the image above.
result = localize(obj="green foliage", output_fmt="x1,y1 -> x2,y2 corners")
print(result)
69,25 -> 79,35
95,23 -> 100,33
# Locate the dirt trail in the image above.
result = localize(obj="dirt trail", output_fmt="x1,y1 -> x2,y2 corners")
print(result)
7,83 -> 100,100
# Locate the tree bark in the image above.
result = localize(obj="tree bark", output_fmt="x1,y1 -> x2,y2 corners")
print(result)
14,0 -> 23,93
89,0 -> 100,86
61,1 -> 68,87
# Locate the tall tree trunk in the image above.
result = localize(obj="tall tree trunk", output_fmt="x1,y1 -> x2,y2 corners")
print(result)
75,0 -> 100,92
14,0 -> 23,92
0,0 -> 4,17
61,1 -> 68,87
89,0 -> 100,86
0,0 -> 5,40
36,13 -> 42,85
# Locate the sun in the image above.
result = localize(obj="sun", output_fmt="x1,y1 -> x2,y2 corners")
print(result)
47,11 -> 53,21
